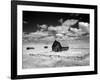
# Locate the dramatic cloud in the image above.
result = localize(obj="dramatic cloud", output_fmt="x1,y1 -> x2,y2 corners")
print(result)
23,19 -> 90,42
47,19 -> 79,36
68,22 -> 89,36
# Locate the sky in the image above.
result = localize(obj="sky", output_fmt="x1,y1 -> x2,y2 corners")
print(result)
23,11 -> 89,33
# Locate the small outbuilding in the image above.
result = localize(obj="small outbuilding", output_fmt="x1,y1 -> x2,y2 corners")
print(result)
52,40 -> 69,52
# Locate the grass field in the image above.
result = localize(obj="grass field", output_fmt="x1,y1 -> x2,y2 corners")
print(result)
22,36 -> 90,69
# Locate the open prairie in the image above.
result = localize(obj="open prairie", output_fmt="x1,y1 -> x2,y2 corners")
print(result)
22,36 -> 89,69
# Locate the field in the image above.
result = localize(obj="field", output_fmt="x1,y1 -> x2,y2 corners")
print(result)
22,36 -> 90,69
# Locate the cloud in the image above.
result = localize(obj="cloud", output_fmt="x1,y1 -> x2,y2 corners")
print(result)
68,22 -> 89,36
62,19 -> 78,26
56,33 -> 64,38
47,20 -> 89,40
48,26 -> 57,31
79,22 -> 89,33
37,24 -> 48,32
29,31 -> 48,37
47,19 -> 79,35
58,18 -> 63,24
23,31 -> 49,40
48,25 -> 69,34
37,19 -> 79,35
23,19 -> 90,42
38,24 -> 48,29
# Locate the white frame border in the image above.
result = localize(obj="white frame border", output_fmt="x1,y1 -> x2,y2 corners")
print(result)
17,5 -> 95,75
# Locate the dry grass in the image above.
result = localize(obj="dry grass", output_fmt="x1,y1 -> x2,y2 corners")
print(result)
22,38 -> 90,69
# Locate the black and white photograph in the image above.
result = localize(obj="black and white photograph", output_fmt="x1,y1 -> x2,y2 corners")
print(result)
22,11 -> 90,69
11,1 -> 97,79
